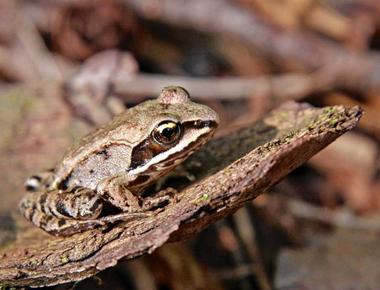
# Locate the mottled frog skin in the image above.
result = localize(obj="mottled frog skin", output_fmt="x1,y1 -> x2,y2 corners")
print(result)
19,86 -> 219,236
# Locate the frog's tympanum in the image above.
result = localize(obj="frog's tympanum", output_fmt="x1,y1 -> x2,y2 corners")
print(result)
19,86 -> 219,236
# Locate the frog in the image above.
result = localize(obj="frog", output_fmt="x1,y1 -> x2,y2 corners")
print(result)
19,86 -> 219,236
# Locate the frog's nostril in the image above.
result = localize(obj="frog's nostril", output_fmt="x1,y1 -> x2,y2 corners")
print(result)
193,120 -> 216,129
202,120 -> 212,128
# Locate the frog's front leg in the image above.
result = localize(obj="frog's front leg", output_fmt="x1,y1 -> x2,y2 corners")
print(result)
97,174 -> 173,212
19,187 -> 105,236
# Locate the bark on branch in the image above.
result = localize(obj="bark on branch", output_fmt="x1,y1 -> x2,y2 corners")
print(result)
0,102 -> 362,288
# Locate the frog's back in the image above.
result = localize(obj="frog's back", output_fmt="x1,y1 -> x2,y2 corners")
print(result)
52,104 -> 152,189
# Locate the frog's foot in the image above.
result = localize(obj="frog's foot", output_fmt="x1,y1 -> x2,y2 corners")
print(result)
19,186 -> 104,236
98,212 -> 151,224
97,176 -> 178,213
34,215 -> 107,236
142,187 -> 178,211
42,212 -> 149,236
97,177 -> 142,212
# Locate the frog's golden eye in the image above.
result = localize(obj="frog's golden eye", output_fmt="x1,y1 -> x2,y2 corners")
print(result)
152,121 -> 181,145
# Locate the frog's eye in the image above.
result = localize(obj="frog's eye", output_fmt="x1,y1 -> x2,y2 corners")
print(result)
152,121 -> 181,145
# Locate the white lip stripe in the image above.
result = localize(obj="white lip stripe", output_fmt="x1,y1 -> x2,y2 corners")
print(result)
129,127 -> 211,176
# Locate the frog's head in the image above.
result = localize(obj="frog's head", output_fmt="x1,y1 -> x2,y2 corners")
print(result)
127,86 -> 219,185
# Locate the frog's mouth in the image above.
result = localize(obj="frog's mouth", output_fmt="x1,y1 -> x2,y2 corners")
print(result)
128,119 -> 217,177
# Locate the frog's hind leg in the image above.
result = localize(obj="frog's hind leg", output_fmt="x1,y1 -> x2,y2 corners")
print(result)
19,186 -> 105,236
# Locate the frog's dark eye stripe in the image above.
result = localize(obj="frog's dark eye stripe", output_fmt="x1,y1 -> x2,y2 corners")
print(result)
129,119 -> 215,177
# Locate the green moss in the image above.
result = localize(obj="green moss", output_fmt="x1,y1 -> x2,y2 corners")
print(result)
201,193 -> 209,201
60,255 -> 69,264
191,193 -> 210,205
26,258 -> 40,267
258,106 -> 348,156
328,118 -> 339,127
303,106 -> 348,133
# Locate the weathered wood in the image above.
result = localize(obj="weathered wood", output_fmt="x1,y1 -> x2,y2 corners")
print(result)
0,101 -> 361,287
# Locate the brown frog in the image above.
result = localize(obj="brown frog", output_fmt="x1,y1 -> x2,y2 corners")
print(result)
19,86 -> 219,236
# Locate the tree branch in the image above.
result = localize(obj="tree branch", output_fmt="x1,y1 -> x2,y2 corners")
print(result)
0,102 -> 361,287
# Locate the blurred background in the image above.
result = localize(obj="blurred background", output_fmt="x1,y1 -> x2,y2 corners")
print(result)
1,0 -> 380,289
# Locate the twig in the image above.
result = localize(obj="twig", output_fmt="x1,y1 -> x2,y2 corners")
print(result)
113,72 -> 328,100
123,0 -> 380,92
233,208 -> 271,290
288,198 -> 380,232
